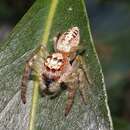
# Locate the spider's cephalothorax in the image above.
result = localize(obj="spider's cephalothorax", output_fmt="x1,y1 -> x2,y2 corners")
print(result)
53,27 -> 80,60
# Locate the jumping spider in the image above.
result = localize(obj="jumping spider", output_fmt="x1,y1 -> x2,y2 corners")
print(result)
21,27 -> 89,116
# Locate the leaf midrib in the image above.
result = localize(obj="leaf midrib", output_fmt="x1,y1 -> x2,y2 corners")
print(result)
28,0 -> 58,130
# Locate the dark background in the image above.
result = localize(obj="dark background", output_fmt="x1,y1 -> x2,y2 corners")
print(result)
0,0 -> 130,130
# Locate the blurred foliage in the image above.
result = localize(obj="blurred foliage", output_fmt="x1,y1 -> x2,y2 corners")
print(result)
113,117 -> 130,130
0,0 -> 35,43
86,0 -> 130,130
98,0 -> 130,5
0,0 -> 34,23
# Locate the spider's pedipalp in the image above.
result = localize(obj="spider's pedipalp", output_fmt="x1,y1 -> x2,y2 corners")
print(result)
48,82 -> 62,98
48,82 -> 61,92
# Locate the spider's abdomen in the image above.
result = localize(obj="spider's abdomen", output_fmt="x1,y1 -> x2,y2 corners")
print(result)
56,27 -> 80,53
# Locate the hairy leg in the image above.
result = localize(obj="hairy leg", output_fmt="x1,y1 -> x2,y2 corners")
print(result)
78,69 -> 87,105
64,68 -> 88,116
64,73 -> 78,116
53,32 -> 62,51
21,52 -> 40,104
21,45 -> 48,104
65,85 -> 76,116
70,56 -> 88,105
21,62 -> 32,104
72,55 -> 91,85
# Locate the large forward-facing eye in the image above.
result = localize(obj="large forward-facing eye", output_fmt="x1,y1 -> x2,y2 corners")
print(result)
58,59 -> 63,62
53,57 -> 57,61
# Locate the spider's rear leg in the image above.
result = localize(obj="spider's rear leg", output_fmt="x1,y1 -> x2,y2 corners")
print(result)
72,56 -> 90,105
53,32 -> 62,44
72,54 -> 91,85
53,32 -> 62,51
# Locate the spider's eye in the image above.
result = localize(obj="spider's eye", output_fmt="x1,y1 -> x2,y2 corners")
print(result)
48,56 -> 52,58
64,32 -> 68,35
53,57 -> 57,61
59,59 -> 63,62
51,69 -> 56,72
46,66 -> 50,71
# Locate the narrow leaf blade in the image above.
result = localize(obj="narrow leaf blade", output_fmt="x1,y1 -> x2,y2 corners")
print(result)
0,0 -> 113,130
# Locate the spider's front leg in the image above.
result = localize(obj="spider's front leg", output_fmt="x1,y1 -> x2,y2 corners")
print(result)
21,56 -> 35,104
64,73 -> 78,116
21,45 -> 48,104
78,68 -> 88,105
72,55 -> 90,104
65,87 -> 77,116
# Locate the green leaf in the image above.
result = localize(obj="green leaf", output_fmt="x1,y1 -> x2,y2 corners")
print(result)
0,0 -> 113,130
